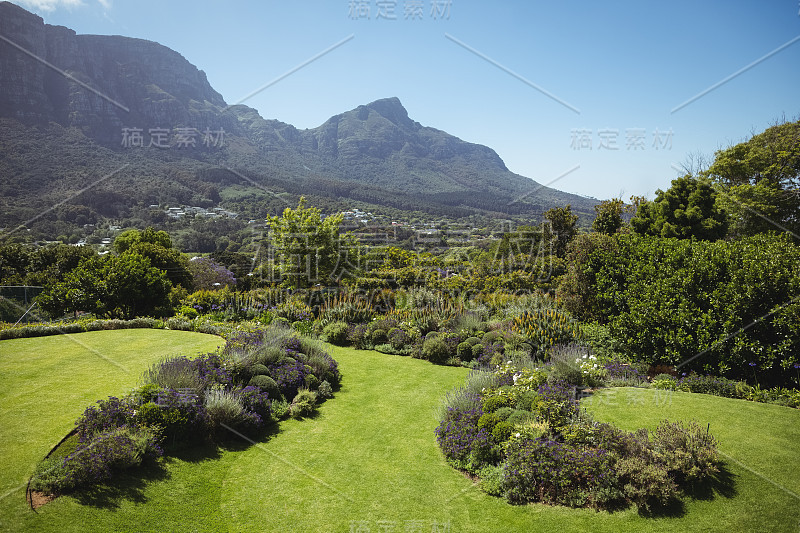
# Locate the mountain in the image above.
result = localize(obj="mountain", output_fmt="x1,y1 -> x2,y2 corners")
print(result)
0,2 -> 597,238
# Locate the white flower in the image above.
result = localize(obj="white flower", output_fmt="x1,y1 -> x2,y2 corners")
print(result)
515,432 -> 521,438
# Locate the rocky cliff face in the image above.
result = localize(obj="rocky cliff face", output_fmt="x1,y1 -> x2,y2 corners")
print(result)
0,2 -> 598,223
0,1 -> 230,142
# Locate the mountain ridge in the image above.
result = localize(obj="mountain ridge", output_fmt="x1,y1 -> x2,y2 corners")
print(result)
0,1 -> 598,238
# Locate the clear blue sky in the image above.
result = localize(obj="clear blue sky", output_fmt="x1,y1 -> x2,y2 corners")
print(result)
12,0 -> 800,201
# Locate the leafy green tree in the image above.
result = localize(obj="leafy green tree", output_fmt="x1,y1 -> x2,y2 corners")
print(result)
113,227 -> 173,254
268,197 -> 360,288
112,227 -> 192,289
630,175 -> 727,240
38,252 -> 172,319
544,205 -> 578,258
703,119 -> 800,237
591,199 -> 625,235
559,232 -> 800,384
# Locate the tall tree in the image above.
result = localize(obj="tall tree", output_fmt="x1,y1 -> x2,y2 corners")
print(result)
543,205 -> 578,258
113,227 -> 192,289
630,175 -> 727,240
267,197 -> 360,288
591,199 -> 625,235
37,252 -> 171,319
703,119 -> 800,237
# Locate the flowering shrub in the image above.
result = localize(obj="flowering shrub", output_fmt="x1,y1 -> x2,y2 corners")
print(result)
504,437 -> 615,507
269,360 -> 310,400
435,394 -> 493,470
31,324 -> 341,497
436,360 -> 722,511
676,373 -> 742,398
30,426 -> 163,494
76,396 -> 138,444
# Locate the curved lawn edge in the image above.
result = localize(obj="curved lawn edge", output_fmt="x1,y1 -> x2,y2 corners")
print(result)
3,342 -> 800,532
0,330 -> 221,504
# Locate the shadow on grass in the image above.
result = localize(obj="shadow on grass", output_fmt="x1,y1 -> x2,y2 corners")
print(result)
73,423 -> 284,510
73,457 -> 171,509
637,463 -> 737,518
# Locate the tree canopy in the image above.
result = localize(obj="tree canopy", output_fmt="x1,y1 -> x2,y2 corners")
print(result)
630,175 -> 727,240
267,197 -> 360,288
704,119 -> 800,237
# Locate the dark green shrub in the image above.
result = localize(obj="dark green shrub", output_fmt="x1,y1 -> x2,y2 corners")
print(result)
491,421 -> 514,443
477,412 -> 500,432
249,363 -> 269,377
471,343 -> 485,360
465,336 -> 481,347
483,330 -> 501,344
422,335 -> 450,364
249,375 -> 281,400
290,389 -> 317,419
494,407 -> 514,421
563,233 -> 800,384
482,394 -> 511,413
347,323 -> 370,349
457,341 -> 473,360
370,328 -> 388,345
305,373 -> 320,390
387,327 -> 412,350
677,374 -> 742,398
323,321 -> 349,346
514,390 -> 540,412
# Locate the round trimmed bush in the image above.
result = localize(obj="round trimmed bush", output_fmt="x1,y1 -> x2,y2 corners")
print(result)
370,327 -> 388,345
304,373 -> 320,390
422,335 -> 450,364
387,327 -> 411,350
494,407 -> 514,421
483,331 -> 501,344
323,321 -> 349,346
249,375 -> 281,400
482,394 -> 511,413
471,343 -> 485,359
457,341 -> 473,360
249,363 -> 269,377
477,412 -> 500,433
491,420 -> 515,443
465,336 -> 481,347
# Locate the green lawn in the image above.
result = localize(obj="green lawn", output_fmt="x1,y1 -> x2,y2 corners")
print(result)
0,331 -> 221,512
2,336 -> 799,532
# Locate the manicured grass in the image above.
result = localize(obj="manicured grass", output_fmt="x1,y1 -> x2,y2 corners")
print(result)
2,337 -> 800,532
0,330 -> 220,520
